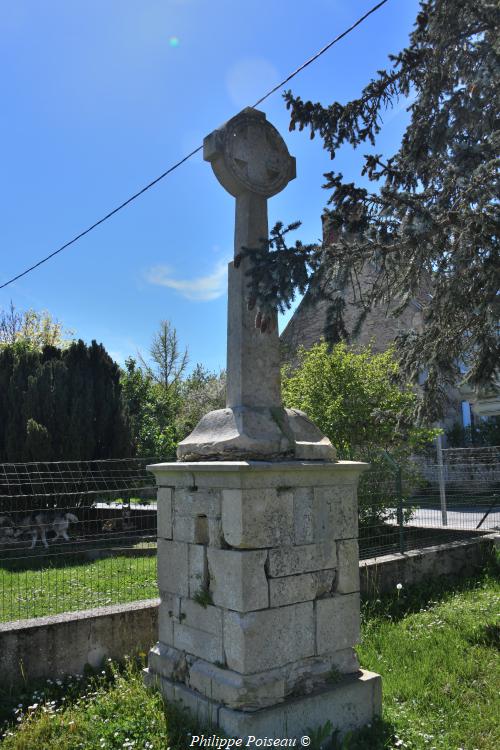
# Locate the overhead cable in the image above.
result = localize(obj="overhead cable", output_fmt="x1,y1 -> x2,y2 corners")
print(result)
0,0 -> 389,290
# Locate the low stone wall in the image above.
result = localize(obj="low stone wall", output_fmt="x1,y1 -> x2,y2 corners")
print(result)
0,599 -> 159,692
1,534 -> 495,691
360,534 -> 496,597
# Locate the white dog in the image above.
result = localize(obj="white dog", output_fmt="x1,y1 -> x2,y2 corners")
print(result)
15,511 -> 79,549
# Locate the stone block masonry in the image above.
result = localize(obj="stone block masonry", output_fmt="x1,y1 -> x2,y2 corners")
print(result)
2,534 -> 491,693
145,460 -> 381,738
149,107 -> 379,737
2,535 -> 491,693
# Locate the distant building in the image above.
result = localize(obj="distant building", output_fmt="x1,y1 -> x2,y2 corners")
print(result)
280,216 -> 465,434
459,378 -> 500,418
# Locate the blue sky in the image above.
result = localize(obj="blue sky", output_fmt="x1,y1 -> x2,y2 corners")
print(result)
1,0 -> 419,372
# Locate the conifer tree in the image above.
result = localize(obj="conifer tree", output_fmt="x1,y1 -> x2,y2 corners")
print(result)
5,345 -> 40,460
65,340 -> 96,459
89,341 -> 131,458
0,346 -> 15,459
25,418 -> 52,461
0,340 -> 131,461
246,0 -> 499,420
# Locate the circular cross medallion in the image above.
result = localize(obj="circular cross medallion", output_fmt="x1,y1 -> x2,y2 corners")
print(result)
205,109 -> 295,198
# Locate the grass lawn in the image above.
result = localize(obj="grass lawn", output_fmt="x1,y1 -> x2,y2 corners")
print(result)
356,571 -> 500,749
0,555 -> 158,622
0,570 -> 498,750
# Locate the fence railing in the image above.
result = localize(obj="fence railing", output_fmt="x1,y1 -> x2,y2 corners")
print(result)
0,459 -> 159,623
1,451 -> 497,623
358,447 -> 499,558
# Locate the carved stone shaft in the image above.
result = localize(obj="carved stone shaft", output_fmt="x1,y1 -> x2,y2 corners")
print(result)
227,193 -> 281,408
177,107 -> 335,462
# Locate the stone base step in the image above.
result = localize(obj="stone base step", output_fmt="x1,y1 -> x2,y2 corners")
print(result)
144,667 -> 381,739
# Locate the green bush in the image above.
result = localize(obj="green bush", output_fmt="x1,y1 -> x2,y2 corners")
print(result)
282,341 -> 438,525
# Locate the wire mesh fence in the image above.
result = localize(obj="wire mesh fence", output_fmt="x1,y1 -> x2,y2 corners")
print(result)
358,446 -> 500,559
0,459 -> 159,623
1,449 -> 498,623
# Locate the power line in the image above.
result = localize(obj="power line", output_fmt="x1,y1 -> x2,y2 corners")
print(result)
0,146 -> 203,291
0,0 -> 390,291
253,0 -> 389,108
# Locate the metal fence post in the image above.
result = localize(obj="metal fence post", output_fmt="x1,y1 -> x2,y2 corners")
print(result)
396,464 -> 405,554
436,434 -> 448,526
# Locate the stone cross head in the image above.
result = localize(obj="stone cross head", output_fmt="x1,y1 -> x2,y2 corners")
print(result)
203,107 -> 296,198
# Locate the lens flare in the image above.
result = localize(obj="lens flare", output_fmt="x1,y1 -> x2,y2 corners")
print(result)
169,36 -> 180,48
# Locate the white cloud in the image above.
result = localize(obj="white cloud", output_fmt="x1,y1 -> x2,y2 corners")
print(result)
145,259 -> 228,301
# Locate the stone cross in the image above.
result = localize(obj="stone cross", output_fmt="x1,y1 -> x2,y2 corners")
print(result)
177,108 -> 335,461
146,110 -> 380,738
204,107 -> 296,410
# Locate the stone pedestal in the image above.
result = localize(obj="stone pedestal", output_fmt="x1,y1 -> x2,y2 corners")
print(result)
145,461 -> 381,738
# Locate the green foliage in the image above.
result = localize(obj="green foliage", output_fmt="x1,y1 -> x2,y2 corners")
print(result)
176,363 -> 226,441
1,555 -> 158,622
138,319 -> 188,391
282,341 -> 437,526
192,586 -> 214,609
356,453 -> 415,532
120,355 -> 226,459
306,720 -> 336,750
356,572 -> 500,750
0,302 -> 73,350
121,320 -> 193,460
246,0 -> 499,421
2,573 -> 498,749
25,419 -> 52,462
0,339 -> 131,463
282,341 -> 437,459
0,311 -> 225,463
326,668 -> 341,685
0,657 -> 210,750
120,357 -> 179,459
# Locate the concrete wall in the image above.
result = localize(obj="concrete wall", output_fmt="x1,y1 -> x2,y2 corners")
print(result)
0,599 -> 158,692
360,534 -> 495,597
1,534 -> 495,691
